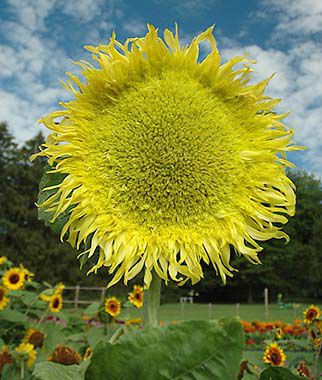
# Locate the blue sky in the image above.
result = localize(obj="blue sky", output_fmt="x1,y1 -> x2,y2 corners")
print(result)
0,0 -> 321,176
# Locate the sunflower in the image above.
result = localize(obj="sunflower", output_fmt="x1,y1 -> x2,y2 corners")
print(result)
304,305 -> 320,324
2,267 -> 25,290
104,297 -> 121,317
49,345 -> 81,365
0,287 -> 9,310
19,265 -> 34,282
275,328 -> 283,340
55,282 -> 65,295
83,347 -> 92,360
263,343 -> 286,367
0,346 -> 13,374
23,328 -> 46,348
15,343 -> 37,367
0,256 -> 7,266
297,361 -> 311,378
128,285 -> 144,308
49,294 -> 63,313
32,25 -> 300,287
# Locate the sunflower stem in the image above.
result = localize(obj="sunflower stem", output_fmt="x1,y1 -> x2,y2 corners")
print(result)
143,271 -> 161,327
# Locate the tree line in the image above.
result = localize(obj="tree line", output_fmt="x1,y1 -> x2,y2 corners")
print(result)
1,122 -> 321,302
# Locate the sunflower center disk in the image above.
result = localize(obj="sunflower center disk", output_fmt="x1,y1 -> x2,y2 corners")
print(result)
88,69 -> 243,228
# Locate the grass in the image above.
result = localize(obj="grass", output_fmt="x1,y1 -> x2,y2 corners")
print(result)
123,302 -> 321,323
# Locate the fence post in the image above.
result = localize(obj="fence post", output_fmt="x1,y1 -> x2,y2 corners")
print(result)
100,287 -> 106,303
236,303 -> 240,317
264,288 -> 269,319
74,285 -> 80,312
208,303 -> 212,319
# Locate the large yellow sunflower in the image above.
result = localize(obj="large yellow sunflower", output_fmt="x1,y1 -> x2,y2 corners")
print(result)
32,25 -> 300,287
2,268 -> 25,290
0,287 -> 9,310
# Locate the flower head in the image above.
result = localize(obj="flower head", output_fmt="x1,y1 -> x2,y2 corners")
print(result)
15,343 -> 37,367
49,345 -> 81,365
128,285 -> 144,308
83,347 -> 92,360
0,287 -> 9,310
0,346 -> 13,374
49,294 -> 63,313
2,267 -> 25,290
0,256 -> 7,266
33,25 -> 300,287
275,328 -> 283,340
104,296 -> 121,317
297,361 -> 311,378
19,265 -> 34,282
23,329 -> 46,348
304,305 -> 320,324
263,343 -> 286,367
55,282 -> 65,295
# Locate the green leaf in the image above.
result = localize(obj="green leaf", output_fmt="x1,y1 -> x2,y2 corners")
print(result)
33,362 -> 85,380
85,318 -> 243,380
37,165 -> 69,235
0,309 -> 28,324
259,367 -> 304,380
83,302 -> 101,317
87,327 -> 105,349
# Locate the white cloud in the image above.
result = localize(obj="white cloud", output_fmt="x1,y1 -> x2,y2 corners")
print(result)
61,0 -> 103,23
122,20 -> 147,36
259,0 -> 322,36
6,0 -> 57,31
221,39 -> 322,176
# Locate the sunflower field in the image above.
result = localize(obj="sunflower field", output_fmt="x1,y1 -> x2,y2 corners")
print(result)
0,256 -> 321,379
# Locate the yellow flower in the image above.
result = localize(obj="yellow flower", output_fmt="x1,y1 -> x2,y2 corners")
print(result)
15,343 -> 37,367
0,287 -> 9,310
23,329 -> 46,348
128,285 -> 144,308
275,328 -> 283,340
2,268 -> 25,290
125,318 -> 142,326
19,265 -> 34,282
49,294 -> 63,313
32,24 -> 300,287
39,293 -> 51,302
55,282 -> 65,295
83,347 -> 92,360
0,256 -> 7,265
104,297 -> 121,317
263,343 -> 286,367
314,319 -> 322,333
49,345 -> 81,365
304,305 -> 320,324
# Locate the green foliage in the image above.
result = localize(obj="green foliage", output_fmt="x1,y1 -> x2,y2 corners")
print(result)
37,165 -> 69,235
85,318 -> 243,380
259,367 -> 303,379
33,362 -> 86,380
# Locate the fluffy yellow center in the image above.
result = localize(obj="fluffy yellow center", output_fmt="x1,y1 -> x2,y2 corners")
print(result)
82,69 -> 247,228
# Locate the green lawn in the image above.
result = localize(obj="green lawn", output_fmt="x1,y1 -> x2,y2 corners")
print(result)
122,302 -> 322,323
